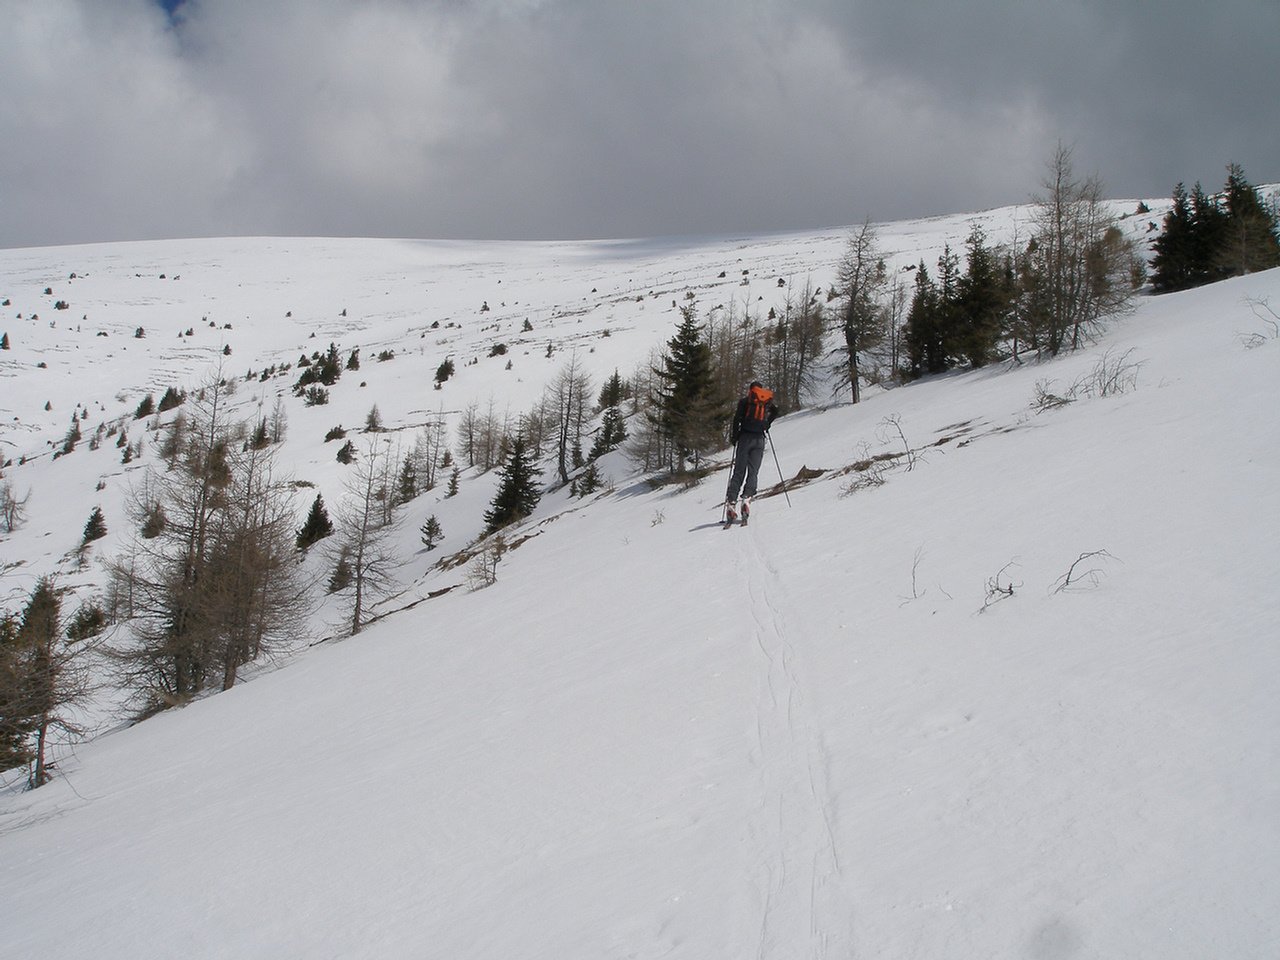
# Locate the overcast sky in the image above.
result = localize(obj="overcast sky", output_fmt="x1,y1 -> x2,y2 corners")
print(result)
2,0 -> 1276,249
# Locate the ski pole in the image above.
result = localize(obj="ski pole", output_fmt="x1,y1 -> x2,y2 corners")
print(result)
768,432 -> 791,507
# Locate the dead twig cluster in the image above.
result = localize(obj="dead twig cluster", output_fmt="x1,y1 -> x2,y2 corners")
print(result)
878,414 -> 920,471
1032,378 -> 1075,412
898,546 -> 927,605
978,560 -> 1022,614
840,417 -> 923,498
1082,348 -> 1144,397
1031,348 -> 1144,412
1241,296 -> 1279,349
839,442 -> 890,497
466,535 -> 505,591
1052,550 -> 1119,594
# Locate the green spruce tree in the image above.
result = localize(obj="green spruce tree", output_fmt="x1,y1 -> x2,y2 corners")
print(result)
905,262 -> 949,378
81,507 -> 107,546
296,493 -> 334,551
1151,183 -> 1198,292
597,369 -> 627,410
1218,163 -> 1280,277
652,307 -> 724,472
397,458 -> 418,504
484,436 -> 541,533
420,515 -> 444,550
8,578 -> 83,788
250,419 -> 270,450
589,406 -> 627,460
157,386 -> 185,412
575,461 -> 603,497
955,226 -> 1011,367
1189,183 -> 1229,287
0,613 -> 34,773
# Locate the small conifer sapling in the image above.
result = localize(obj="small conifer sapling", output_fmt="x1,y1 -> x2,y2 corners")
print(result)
82,507 -> 107,545
296,494 -> 334,551
420,515 -> 443,550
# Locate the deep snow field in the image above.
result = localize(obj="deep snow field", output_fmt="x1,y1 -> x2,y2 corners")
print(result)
0,202 -> 1276,958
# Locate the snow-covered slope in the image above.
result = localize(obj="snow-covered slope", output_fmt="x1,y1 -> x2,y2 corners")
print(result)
0,208 -> 1277,958
0,200 -> 1167,611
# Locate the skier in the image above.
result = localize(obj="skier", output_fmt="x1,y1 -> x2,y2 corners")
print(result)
724,382 -> 778,525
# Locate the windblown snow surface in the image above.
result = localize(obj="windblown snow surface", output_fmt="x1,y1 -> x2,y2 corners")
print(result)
0,204 -> 1276,958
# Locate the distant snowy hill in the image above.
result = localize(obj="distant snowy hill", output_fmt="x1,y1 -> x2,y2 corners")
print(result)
0,203 -> 1277,958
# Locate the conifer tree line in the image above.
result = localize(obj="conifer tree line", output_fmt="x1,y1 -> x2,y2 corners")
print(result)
901,145 -> 1148,377
1149,163 -> 1280,292
617,147 -> 1149,466
604,152 -> 1278,475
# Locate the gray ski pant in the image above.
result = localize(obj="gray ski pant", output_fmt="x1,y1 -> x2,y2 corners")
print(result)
726,432 -> 767,501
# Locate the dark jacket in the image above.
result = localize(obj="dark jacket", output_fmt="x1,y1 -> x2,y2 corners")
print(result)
731,385 -> 778,442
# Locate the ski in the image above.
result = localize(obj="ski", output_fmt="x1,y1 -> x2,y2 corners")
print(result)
721,502 -> 750,528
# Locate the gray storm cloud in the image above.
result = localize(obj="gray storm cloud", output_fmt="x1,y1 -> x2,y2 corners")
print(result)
0,0 -> 1275,247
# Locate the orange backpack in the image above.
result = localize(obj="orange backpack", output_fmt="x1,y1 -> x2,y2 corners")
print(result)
744,385 -> 773,426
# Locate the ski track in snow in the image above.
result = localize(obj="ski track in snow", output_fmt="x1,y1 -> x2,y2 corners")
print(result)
739,527 -> 852,959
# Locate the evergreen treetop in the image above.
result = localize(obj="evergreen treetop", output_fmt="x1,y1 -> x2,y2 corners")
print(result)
420,515 -> 444,550
81,507 -> 107,545
296,493 -> 334,551
954,226 -> 1009,368
905,261 -> 946,378
598,369 -> 628,410
589,406 -> 627,460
